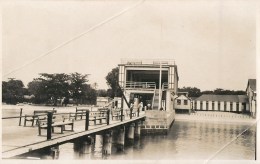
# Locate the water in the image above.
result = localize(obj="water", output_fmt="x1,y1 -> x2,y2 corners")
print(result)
21,119 -> 255,160
2,105 -> 256,160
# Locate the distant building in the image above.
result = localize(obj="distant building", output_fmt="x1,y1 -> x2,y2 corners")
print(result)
96,97 -> 112,107
174,92 -> 192,113
193,94 -> 249,113
246,79 -> 256,117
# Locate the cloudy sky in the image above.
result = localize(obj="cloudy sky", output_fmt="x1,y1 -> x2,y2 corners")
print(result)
2,0 -> 257,91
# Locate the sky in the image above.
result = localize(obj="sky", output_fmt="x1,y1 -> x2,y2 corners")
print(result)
2,0 -> 257,91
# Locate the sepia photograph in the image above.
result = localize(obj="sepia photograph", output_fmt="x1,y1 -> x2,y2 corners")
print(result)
1,0 -> 259,163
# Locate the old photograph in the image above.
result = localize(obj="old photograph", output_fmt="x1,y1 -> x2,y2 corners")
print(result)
1,0 -> 258,162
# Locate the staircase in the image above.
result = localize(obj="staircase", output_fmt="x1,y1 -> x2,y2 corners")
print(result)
152,89 -> 160,110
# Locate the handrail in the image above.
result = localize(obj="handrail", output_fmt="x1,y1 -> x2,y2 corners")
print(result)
162,82 -> 168,90
125,81 -> 156,89
121,59 -> 175,65
2,111 -> 109,120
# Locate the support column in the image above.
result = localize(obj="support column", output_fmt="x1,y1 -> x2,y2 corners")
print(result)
50,145 -> 59,160
94,134 -> 103,159
117,126 -> 125,151
103,131 -> 113,155
127,123 -> 135,141
134,122 -> 141,138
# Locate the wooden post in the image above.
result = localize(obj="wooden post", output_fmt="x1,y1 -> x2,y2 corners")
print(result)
137,108 -> 140,117
19,108 -> 23,126
121,108 -> 123,121
107,109 -> 110,125
47,112 -> 53,140
130,108 -> 133,119
85,110 -> 89,131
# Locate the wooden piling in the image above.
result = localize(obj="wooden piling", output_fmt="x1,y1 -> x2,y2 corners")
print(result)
134,122 -> 141,138
103,131 -> 112,155
50,145 -> 59,159
127,123 -> 135,140
94,134 -> 103,158
117,126 -> 125,151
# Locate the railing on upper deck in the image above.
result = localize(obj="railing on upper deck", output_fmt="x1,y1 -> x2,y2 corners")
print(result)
162,82 -> 168,90
125,81 -> 156,89
121,59 -> 175,66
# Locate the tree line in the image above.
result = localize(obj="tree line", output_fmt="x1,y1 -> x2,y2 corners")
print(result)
178,87 -> 246,97
2,67 -> 247,105
2,73 -> 98,105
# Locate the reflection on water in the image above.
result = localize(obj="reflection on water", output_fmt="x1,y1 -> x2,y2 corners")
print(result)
21,119 -> 255,160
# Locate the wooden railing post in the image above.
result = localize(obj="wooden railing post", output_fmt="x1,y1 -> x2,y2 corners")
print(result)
121,108 -> 123,121
137,108 -> 140,117
85,110 -> 89,131
47,112 -> 53,140
19,108 -> 23,126
107,109 -> 110,125
130,108 -> 133,119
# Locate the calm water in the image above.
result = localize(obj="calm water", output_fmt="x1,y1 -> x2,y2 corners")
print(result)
21,119 -> 256,160
2,105 -> 256,160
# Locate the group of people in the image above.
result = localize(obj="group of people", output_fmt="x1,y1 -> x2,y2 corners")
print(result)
130,101 -> 143,112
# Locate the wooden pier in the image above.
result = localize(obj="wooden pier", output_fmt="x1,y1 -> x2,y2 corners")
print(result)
2,108 -> 145,159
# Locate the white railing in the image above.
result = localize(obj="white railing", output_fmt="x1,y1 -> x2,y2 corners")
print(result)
162,82 -> 168,90
121,59 -> 175,65
125,81 -> 156,89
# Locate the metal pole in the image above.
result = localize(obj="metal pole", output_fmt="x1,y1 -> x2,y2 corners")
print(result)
19,108 -> 23,126
159,61 -> 162,110
47,112 -> 53,140
85,110 -> 89,131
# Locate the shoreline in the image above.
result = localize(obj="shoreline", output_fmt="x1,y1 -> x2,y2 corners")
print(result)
175,114 -> 256,124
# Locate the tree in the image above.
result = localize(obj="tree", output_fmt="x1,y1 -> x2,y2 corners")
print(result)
96,89 -> 108,97
213,88 -> 246,95
84,84 -> 97,104
105,67 -> 122,98
201,90 -> 214,95
2,79 -> 25,104
28,80 -> 48,104
178,87 -> 201,97
92,82 -> 98,90
37,73 -> 70,106
69,72 -> 89,105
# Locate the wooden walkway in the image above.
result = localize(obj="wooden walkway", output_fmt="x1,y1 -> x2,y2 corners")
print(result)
2,112 -> 145,159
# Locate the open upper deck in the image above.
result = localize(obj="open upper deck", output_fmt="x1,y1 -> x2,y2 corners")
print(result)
118,59 -> 178,92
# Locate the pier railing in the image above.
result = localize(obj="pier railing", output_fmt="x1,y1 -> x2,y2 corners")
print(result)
2,107 -> 141,140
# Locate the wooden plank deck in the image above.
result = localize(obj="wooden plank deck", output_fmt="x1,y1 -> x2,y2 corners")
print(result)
2,114 -> 145,159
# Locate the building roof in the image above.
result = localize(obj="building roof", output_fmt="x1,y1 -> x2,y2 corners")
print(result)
195,94 -> 248,103
175,94 -> 191,100
248,79 -> 256,91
